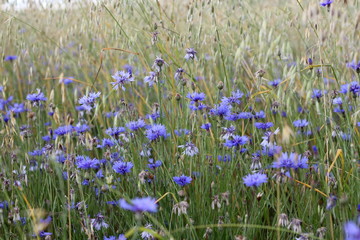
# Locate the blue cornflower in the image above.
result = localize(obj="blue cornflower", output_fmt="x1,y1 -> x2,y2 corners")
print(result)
111,71 -> 134,91
224,135 -> 249,148
76,156 -> 100,169
187,92 -> 206,104
178,142 -> 199,156
201,123 -> 211,131
152,57 -> 167,72
184,48 -> 197,60
38,231 -> 52,238
26,90 -> 47,104
349,81 -> 360,96
105,127 -> 126,136
59,77 -> 74,85
28,149 -> 43,156
238,112 -> 254,119
120,197 -> 157,213
254,111 -> 266,119
78,92 -> 101,111
97,138 -> 116,148
173,175 -> 192,187
10,103 -> 27,114
210,104 -> 232,117
224,113 -> 240,121
145,124 -> 168,141
344,221 -> 360,240
347,60 -> 360,73
243,173 -> 268,187
148,159 -> 162,169
272,152 -> 308,169
221,90 -> 243,105
54,125 -> 73,136
268,79 -> 282,88
320,0 -> 333,7
144,71 -> 158,87
254,122 -> 273,130
174,129 -> 191,136
218,155 -> 231,162
112,161 -> 134,175
146,112 -> 160,121
293,119 -> 309,128
91,213 -> 109,230
333,97 -> 343,105
311,89 -> 325,99
74,124 -> 90,134
4,55 -> 17,61
104,234 -> 127,240
326,194 -> 337,210
189,103 -> 207,111
126,119 -> 146,131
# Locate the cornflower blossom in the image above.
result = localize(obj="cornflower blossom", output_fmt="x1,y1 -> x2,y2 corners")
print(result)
344,221 -> 360,240
293,119 -> 309,128
144,71 -> 158,87
312,89 -> 325,99
220,126 -> 236,140
147,159 -> 162,169
152,57 -> 167,72
54,125 -> 73,136
26,90 -> 47,105
105,127 -> 126,137
243,173 -> 268,187
173,175 -> 192,187
347,61 -> 360,73
254,111 -> 266,119
333,97 -> 343,105
104,234 -> 127,240
224,135 -> 249,148
111,70 -> 134,91
74,124 -> 90,134
126,119 -> 147,131
174,129 -> 191,136
178,142 -> 199,156
119,197 -> 158,213
254,122 -> 273,130
4,55 -> 17,61
187,92 -> 206,104
97,138 -> 116,148
210,104 -> 232,118
78,92 -> 101,111
268,79 -> 282,88
141,224 -> 155,240
201,123 -> 211,131
10,103 -> 27,114
238,112 -> 254,119
320,0 -> 333,7
221,90 -> 243,105
112,161 -> 134,175
184,48 -> 197,60
59,77 -> 74,85
91,213 -> 109,230
272,152 -> 308,169
76,156 -> 100,169
145,124 -> 168,141
174,68 -> 185,81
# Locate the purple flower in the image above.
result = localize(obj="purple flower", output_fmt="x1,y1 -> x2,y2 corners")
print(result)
293,119 -> 309,128
54,125 -> 73,136
174,128 -> 191,136
347,61 -> 360,73
344,221 -> 360,240
173,175 -> 192,187
111,71 -> 134,91
221,90 -> 243,105
126,119 -> 147,131
187,92 -> 206,103
59,77 -> 74,85
104,234 -> 127,240
320,0 -> 333,7
91,213 -> 109,230
152,57 -> 167,72
174,68 -> 185,81
10,103 -> 27,114
78,92 -> 101,111
106,127 -> 126,136
210,104 -> 232,117
311,89 -> 325,99
148,159 -> 162,169
74,124 -> 90,133
97,138 -> 116,148
201,123 -> 211,131
268,79 -> 282,87
272,152 -> 308,169
333,97 -> 343,105
4,55 -> 17,61
184,48 -> 197,60
178,142 -> 199,156
243,173 -> 268,187
145,124 -> 168,141
224,135 -> 249,148
254,122 -> 273,130
120,197 -> 158,213
26,90 -> 47,103
238,112 -> 254,119
254,111 -> 266,119
144,71 -> 158,87
113,161 -> 134,175
76,156 -> 100,169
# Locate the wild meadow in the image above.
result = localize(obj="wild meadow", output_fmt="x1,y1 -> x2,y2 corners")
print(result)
0,0 -> 360,239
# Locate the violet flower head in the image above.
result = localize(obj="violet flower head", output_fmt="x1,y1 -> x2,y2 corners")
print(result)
243,173 -> 268,187
26,90 -> 47,104
320,0 -> 333,7
187,92 -> 206,104
78,92 -> 101,111
174,68 -> 185,81
311,89 -> 325,99
268,79 -> 282,88
344,221 -> 360,240
221,90 -> 243,105
112,161 -> 134,175
145,124 -> 168,141
178,142 -> 199,156
111,70 -> 134,91
347,61 -> 360,73
254,122 -> 274,130
293,119 -> 309,128
173,175 -> 192,187
76,156 -> 100,169
120,197 -> 158,213
184,48 -> 197,60
152,57 -> 167,72
224,135 -> 249,148
144,71 -> 158,87
126,119 -> 147,131
4,55 -> 17,61
201,123 -> 211,131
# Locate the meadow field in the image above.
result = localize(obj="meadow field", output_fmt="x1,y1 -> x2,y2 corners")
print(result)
0,0 -> 360,239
